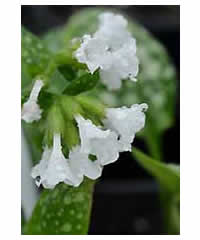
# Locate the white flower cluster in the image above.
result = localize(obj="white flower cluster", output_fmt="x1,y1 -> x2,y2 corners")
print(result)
75,12 -> 139,90
31,104 -> 147,189
21,79 -> 44,123
22,12 -> 148,190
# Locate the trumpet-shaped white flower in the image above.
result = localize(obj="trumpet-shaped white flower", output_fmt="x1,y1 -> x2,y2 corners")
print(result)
103,103 -> 148,152
75,115 -> 120,165
100,39 -> 139,89
75,35 -> 112,74
31,134 -> 103,189
65,146 -> 103,187
95,12 -> 132,51
31,134 -> 75,189
21,80 -> 44,123
75,12 -> 139,90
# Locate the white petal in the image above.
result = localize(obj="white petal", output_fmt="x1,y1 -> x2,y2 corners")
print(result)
67,146 -> 85,187
100,68 -> 122,90
31,147 -> 51,187
103,104 -> 148,151
98,12 -> 128,29
21,101 -> 43,123
76,115 -> 120,166
31,134 -> 76,189
113,38 -> 139,79
68,146 -> 102,184
75,34 -> 111,74
100,39 -> 139,90
75,115 -> 110,153
95,12 -> 132,51
95,25 -> 131,52
21,80 -> 44,123
83,158 -> 102,179
90,131 -> 120,165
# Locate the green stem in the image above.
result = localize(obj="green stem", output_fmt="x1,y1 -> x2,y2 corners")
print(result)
159,188 -> 180,234
145,131 -> 163,161
145,131 -> 180,234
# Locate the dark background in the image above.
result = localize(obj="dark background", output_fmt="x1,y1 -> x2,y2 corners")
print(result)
21,5 -> 180,235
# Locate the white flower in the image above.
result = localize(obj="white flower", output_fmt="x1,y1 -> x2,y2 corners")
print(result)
21,79 -> 44,123
103,103 -> 148,152
100,39 -> 139,89
31,133 -> 103,188
95,12 -> 132,51
75,35 -> 112,74
75,115 -> 120,165
31,133 -> 75,189
75,12 -> 139,90
65,146 -> 102,187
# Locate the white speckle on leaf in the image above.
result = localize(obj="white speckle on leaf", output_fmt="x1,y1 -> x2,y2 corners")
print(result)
70,209 -> 75,215
37,43 -> 43,49
26,58 -> 32,64
60,223 -> 72,232
76,224 -> 82,230
74,192 -> 85,203
41,206 -> 47,216
55,220 -> 59,226
64,195 -> 72,205
77,213 -> 83,219
51,189 -> 59,199
41,221 -> 47,228
25,36 -> 32,44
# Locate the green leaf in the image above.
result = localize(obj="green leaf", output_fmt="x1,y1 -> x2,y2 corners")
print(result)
45,69 -> 70,95
42,10 -> 100,52
21,27 -> 71,98
132,148 -> 180,234
42,27 -> 67,53
132,148 -> 180,193
21,27 -> 52,79
160,191 -> 180,234
24,179 -> 95,235
64,71 -> 99,96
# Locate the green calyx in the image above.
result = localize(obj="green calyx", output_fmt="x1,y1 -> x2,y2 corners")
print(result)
43,95 -> 106,153
76,95 -> 106,126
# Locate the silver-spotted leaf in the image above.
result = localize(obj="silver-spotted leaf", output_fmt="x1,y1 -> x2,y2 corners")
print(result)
24,180 -> 94,235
